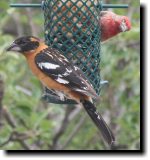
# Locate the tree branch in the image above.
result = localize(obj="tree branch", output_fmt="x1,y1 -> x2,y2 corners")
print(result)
0,76 -> 4,130
51,106 -> 74,149
60,115 -> 87,150
2,106 -> 32,150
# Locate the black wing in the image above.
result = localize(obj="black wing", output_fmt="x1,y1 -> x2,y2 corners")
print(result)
35,47 -> 99,99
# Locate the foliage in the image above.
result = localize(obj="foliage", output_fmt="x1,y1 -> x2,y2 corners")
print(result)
0,0 -> 140,150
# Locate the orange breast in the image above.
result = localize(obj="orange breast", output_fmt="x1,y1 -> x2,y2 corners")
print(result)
25,53 -> 70,92
23,44 -> 90,102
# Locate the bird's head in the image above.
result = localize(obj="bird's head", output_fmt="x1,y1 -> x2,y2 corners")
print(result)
6,36 -> 41,54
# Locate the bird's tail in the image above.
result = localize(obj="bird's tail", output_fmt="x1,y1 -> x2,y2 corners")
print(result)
82,100 -> 115,147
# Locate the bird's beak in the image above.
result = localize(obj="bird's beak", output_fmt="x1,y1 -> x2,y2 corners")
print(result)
6,42 -> 21,52
120,22 -> 128,32
120,19 -> 130,32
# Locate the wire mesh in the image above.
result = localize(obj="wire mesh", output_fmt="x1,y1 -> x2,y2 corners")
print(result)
42,0 -> 101,104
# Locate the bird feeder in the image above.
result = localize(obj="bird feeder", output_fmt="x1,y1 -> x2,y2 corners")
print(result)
10,0 -> 128,104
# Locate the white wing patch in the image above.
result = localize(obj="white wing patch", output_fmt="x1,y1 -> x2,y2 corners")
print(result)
45,52 -> 54,59
56,77 -> 69,84
66,68 -> 72,73
83,87 -> 88,90
62,68 -> 72,76
38,62 -> 60,69
74,66 -> 79,71
59,54 -> 69,62
63,72 -> 70,76
74,88 -> 87,93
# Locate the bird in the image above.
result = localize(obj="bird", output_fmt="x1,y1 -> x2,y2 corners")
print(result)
100,11 -> 131,42
6,36 -> 115,146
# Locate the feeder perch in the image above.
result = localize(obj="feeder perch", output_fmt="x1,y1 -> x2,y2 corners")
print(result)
10,0 -> 128,104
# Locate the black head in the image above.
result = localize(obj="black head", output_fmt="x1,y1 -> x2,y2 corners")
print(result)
6,36 -> 40,54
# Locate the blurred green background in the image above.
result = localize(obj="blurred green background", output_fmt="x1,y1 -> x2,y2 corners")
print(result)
0,0 -> 140,150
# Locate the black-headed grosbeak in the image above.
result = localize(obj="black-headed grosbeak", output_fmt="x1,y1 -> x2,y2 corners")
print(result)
6,36 -> 115,146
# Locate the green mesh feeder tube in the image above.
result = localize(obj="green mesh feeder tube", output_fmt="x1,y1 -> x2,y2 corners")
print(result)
42,0 -> 101,104
9,1 -> 128,104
